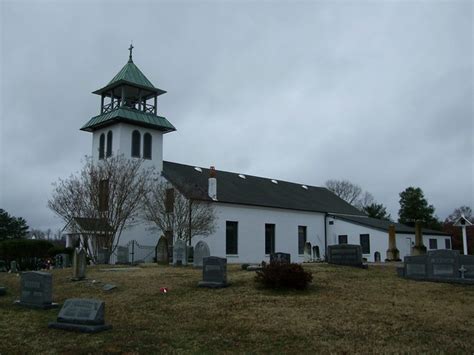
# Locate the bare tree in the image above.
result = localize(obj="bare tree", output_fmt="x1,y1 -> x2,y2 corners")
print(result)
445,206 -> 473,223
142,181 -> 216,245
325,179 -> 362,205
48,155 -> 154,262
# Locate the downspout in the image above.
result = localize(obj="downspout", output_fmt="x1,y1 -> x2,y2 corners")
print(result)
188,199 -> 192,246
324,213 -> 328,260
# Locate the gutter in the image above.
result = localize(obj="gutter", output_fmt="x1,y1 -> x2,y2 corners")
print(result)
324,213 -> 328,259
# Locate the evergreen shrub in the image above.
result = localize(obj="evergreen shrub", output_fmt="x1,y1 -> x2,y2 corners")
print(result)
255,262 -> 313,290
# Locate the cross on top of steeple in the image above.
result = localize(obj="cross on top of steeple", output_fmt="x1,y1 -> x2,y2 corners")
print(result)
128,43 -> 134,63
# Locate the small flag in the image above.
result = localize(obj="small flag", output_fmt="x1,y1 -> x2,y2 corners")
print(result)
160,287 -> 168,294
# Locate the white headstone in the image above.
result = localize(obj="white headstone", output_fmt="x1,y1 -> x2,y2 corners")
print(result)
193,241 -> 210,268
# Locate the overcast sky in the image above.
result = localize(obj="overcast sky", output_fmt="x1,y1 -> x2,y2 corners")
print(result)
1,0 -> 472,231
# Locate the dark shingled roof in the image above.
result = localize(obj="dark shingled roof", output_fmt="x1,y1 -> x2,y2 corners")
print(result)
162,161 -> 366,216
332,215 -> 449,236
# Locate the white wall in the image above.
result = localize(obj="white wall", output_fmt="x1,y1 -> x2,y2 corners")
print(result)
91,123 -> 163,171
193,203 -> 326,264
326,216 -> 452,262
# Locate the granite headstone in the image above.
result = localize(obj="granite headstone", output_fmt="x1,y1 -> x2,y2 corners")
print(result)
198,256 -> 227,288
72,249 -> 87,281
328,244 -> 364,267
48,298 -> 112,333
156,236 -> 169,264
15,271 -> 58,309
270,252 -> 291,264
193,241 -> 210,268
173,240 -> 187,266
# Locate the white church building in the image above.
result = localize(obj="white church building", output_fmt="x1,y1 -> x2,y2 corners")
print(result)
72,48 -> 451,264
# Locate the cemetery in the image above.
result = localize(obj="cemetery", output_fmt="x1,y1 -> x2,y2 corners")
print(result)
1,259 -> 473,353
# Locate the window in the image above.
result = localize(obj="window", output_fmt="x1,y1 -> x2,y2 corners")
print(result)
445,238 -> 451,249
265,224 -> 275,255
298,226 -> 307,254
143,133 -> 152,159
360,234 -> 370,254
338,235 -> 348,244
429,239 -> 438,250
131,130 -> 141,157
99,133 -> 105,159
226,221 -> 238,255
106,131 -> 113,157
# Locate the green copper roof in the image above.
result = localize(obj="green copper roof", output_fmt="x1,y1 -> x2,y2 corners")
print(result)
93,60 -> 166,96
81,107 -> 176,133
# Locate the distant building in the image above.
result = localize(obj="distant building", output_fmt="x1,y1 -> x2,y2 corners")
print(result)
72,48 -> 451,264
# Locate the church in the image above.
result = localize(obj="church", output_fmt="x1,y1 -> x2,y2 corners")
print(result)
73,47 -> 451,264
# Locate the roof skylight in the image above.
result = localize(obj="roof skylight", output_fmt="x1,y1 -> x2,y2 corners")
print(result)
271,179 -> 278,184
238,174 -> 246,179
194,167 -> 202,173
302,185 -> 308,190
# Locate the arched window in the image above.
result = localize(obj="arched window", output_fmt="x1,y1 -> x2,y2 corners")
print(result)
106,131 -> 113,157
99,133 -> 105,159
131,130 -> 141,158
143,133 -> 152,159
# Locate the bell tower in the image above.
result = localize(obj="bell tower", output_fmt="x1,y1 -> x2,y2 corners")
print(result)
81,45 -> 175,172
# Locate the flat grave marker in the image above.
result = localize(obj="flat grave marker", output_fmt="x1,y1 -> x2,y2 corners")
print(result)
270,252 -> 291,264
48,298 -> 112,333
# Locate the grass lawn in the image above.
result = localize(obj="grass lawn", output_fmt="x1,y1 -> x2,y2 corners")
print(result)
1,263 -> 473,354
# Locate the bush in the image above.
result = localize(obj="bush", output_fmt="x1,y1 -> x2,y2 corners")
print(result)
241,263 -> 250,270
255,262 -> 313,290
0,239 -> 55,270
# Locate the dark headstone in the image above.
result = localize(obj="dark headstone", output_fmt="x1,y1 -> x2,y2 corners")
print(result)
156,236 -> 169,265
0,260 -> 7,272
270,252 -> 291,264
72,249 -> 87,281
48,298 -> 112,333
401,249 -> 474,284
193,241 -> 210,268
198,257 -> 227,288
10,260 -> 18,273
117,246 -> 129,264
328,244 -> 364,267
459,255 -> 474,279
15,271 -> 58,309
0,287 -> 6,296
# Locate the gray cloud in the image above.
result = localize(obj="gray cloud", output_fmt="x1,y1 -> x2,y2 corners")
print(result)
1,0 -> 472,230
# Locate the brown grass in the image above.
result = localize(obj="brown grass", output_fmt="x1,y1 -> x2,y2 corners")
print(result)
1,263 -> 473,354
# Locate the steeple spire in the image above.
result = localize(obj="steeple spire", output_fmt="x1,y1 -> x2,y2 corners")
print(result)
128,43 -> 134,63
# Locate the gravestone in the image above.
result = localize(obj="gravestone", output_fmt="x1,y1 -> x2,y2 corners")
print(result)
10,260 -> 18,273
313,246 -> 320,260
116,246 -> 129,264
400,249 -> 474,284
156,236 -> 169,265
198,257 -> 228,288
411,221 -> 427,256
187,246 -> 194,263
97,249 -> 109,264
304,242 -> 312,262
48,298 -> 112,333
459,255 -> 474,279
72,249 -> 87,281
0,260 -> 7,272
193,241 -> 210,268
0,287 -> 6,296
15,271 -> 58,309
55,254 -> 64,268
270,252 -> 291,264
173,240 -> 187,266
60,253 -> 71,267
427,250 -> 459,279
386,224 -> 400,261
328,244 -> 364,267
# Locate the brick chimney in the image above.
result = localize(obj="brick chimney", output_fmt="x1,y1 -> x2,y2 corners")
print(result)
208,166 -> 217,201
